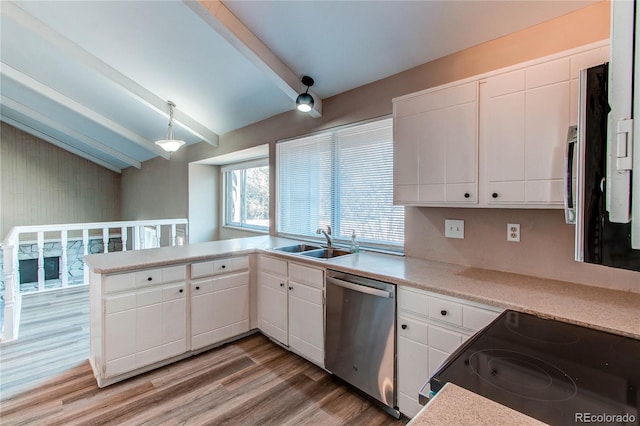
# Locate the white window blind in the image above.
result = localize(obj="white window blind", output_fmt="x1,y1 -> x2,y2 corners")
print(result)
277,117 -> 404,249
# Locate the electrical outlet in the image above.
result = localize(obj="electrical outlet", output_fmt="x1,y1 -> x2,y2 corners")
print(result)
445,219 -> 464,239
507,223 -> 520,242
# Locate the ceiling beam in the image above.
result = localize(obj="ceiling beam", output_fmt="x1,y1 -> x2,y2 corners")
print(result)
186,0 -> 323,118
1,115 -> 123,173
4,1 -> 219,147
2,96 -> 142,169
1,63 -> 170,160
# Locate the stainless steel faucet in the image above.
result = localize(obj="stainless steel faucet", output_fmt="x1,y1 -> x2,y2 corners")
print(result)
316,225 -> 332,248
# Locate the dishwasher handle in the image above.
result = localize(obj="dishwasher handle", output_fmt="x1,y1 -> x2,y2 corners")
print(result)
326,276 -> 392,298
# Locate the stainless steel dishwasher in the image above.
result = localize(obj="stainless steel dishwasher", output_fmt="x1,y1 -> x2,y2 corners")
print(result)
325,270 -> 398,417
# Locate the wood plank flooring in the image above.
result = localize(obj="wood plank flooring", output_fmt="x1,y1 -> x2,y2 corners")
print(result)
0,286 -> 90,399
0,288 -> 407,425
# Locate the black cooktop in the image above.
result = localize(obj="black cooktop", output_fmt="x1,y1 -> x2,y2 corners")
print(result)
429,310 -> 640,425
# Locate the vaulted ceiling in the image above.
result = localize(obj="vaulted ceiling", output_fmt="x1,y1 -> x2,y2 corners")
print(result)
0,0 -> 598,173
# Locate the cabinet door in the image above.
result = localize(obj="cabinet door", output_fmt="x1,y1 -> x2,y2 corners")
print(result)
135,283 -> 186,369
161,284 -> 186,359
393,113 -> 421,203
417,108 -> 446,202
482,70 -> 527,204
191,272 -> 250,350
288,281 -> 324,367
397,314 -> 430,418
104,294 -> 137,377
481,47 -> 608,207
103,282 -> 186,377
445,101 -> 478,203
259,271 -> 288,345
394,81 -> 477,205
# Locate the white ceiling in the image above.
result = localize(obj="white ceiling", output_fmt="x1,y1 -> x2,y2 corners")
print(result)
0,0 -> 599,173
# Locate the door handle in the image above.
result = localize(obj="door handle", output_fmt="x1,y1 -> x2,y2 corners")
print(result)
564,125 -> 578,224
326,277 -> 392,298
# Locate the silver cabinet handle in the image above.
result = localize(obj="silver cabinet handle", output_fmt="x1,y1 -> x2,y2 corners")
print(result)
564,125 -> 578,224
326,277 -> 392,298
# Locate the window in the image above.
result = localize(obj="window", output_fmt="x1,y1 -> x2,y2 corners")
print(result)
277,118 -> 403,250
223,159 -> 269,231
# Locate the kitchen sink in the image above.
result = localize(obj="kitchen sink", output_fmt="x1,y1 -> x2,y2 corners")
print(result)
299,248 -> 352,259
273,244 -> 322,253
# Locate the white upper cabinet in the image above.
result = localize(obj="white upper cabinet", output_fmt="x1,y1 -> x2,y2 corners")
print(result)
480,60 -> 572,206
393,41 -> 609,208
394,81 -> 478,205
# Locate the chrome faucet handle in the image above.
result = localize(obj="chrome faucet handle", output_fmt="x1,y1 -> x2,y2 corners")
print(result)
316,225 -> 332,235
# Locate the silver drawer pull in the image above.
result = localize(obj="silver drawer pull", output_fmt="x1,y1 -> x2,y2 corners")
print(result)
327,277 -> 392,298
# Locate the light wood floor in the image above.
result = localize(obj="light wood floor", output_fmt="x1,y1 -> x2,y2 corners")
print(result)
0,288 -> 407,425
0,286 -> 90,399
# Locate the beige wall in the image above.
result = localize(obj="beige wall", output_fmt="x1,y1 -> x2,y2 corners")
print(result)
0,123 -> 121,239
122,1 -> 640,291
121,148 -> 189,220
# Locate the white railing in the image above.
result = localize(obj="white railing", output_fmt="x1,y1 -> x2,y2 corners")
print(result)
0,218 -> 188,342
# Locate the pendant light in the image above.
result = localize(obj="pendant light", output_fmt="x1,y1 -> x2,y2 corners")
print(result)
296,76 -> 315,112
155,101 -> 185,153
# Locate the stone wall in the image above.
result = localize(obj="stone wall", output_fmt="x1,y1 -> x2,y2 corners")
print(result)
0,237 -> 122,294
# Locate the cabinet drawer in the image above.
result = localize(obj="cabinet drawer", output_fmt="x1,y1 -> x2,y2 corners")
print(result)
213,256 -> 248,274
104,272 -> 137,293
191,256 -> 247,278
191,260 -> 215,278
398,287 -> 429,317
289,263 -> 323,288
463,305 -> 500,331
160,265 -> 186,283
428,297 -> 463,327
398,315 -> 429,345
105,265 -> 185,294
429,324 -> 464,353
260,256 -> 288,276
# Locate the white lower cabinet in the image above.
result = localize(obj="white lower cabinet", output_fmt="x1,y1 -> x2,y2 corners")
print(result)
396,287 -> 503,418
190,256 -> 250,351
258,255 -> 325,367
90,255 -> 250,387
101,267 -> 187,379
259,268 -> 289,345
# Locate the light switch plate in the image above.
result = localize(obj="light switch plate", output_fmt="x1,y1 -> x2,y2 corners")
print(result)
445,219 -> 464,239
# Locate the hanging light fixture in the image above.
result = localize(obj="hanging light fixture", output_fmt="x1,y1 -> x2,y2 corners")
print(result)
155,101 -> 185,153
296,76 -> 315,112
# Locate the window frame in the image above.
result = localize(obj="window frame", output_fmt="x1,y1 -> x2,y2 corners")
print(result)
275,116 -> 404,253
222,158 -> 270,233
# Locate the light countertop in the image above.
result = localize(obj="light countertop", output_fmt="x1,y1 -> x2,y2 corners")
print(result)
408,383 -> 546,426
